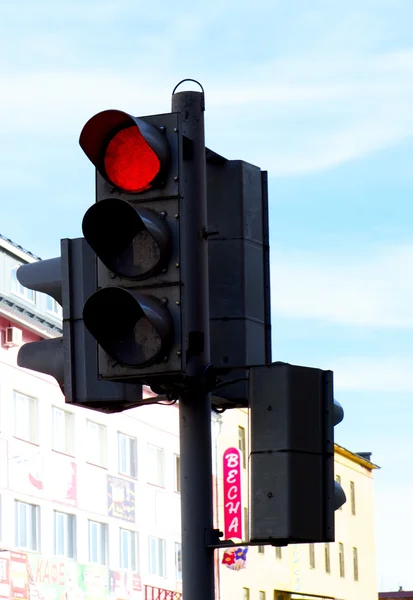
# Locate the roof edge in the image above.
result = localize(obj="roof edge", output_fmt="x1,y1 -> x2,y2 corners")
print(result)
335,443 -> 380,470
0,235 -> 40,262
0,303 -> 61,339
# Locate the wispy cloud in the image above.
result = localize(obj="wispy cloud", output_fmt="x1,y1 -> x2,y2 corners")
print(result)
271,243 -> 413,327
324,357 -> 413,392
0,0 -> 412,259
1,0 -> 413,176
1,51 -> 412,176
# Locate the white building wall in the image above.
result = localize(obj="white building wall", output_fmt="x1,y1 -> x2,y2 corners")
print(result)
0,311 -> 183,597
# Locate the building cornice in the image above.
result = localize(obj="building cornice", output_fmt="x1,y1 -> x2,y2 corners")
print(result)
0,297 -> 62,338
0,235 -> 40,263
335,443 -> 380,470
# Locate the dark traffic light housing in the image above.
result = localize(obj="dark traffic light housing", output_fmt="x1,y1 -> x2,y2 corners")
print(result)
16,238 -> 150,413
249,362 -> 346,544
79,110 -> 183,393
79,109 -> 272,406
18,102 -> 272,410
206,156 -> 271,407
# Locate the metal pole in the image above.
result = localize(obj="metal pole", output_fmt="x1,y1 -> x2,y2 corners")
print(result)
172,89 -> 214,600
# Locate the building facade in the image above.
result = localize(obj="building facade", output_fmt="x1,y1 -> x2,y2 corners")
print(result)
0,234 -> 182,600
213,406 -> 379,600
0,233 -> 379,600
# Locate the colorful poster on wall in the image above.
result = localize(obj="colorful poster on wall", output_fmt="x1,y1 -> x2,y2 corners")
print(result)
10,551 -> 28,600
0,554 -> 145,600
0,555 -> 10,599
27,554 -> 81,600
78,564 -> 108,600
222,447 -> 243,541
108,571 -> 142,600
108,476 -> 135,522
9,440 -> 77,507
221,547 -> 248,571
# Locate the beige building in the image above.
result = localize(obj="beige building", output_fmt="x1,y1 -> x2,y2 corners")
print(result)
213,408 -> 379,600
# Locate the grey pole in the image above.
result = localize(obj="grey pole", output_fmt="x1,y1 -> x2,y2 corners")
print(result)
172,88 -> 214,600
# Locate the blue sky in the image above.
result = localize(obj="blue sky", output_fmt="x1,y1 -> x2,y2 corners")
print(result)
1,0 -> 412,591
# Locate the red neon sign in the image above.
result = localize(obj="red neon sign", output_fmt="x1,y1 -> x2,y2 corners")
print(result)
223,447 -> 243,541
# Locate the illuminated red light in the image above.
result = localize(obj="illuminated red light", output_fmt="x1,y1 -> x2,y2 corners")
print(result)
104,126 -> 161,193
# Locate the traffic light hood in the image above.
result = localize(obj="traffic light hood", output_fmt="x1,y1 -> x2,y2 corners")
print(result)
82,198 -> 172,280
83,287 -> 174,368
79,109 -> 170,192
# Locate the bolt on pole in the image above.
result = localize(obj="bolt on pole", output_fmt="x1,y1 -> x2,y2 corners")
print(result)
172,87 -> 215,600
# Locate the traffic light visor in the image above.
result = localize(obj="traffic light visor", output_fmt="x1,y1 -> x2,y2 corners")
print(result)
79,110 -> 170,193
83,287 -> 173,367
82,199 -> 172,280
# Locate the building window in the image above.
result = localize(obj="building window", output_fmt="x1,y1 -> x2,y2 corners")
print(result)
175,542 -> 182,581
88,520 -> 107,565
350,481 -> 356,515
147,445 -> 165,487
120,529 -> 138,571
244,507 -> 249,541
309,543 -> 315,568
336,474 -> 343,510
14,392 -> 38,443
324,543 -> 331,574
52,407 -> 74,455
275,546 -> 282,559
118,433 -> 137,478
86,421 -> 107,467
238,426 -> 246,469
148,536 -> 166,577
259,593 -> 266,600
174,455 -> 181,493
15,501 -> 40,551
258,546 -> 265,554
54,511 -> 75,558
11,266 -> 35,303
46,295 -> 62,317
338,542 -> 345,578
353,547 -> 359,581
242,588 -> 250,600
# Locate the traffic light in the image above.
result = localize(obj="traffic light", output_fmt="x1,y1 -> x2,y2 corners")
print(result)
16,238 -> 147,413
16,256 -> 64,388
333,399 -> 347,510
79,109 -> 272,404
79,109 -> 183,392
249,362 -> 346,544
206,155 -> 271,408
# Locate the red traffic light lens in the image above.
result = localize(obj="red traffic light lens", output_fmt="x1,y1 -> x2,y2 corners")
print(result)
104,126 -> 161,193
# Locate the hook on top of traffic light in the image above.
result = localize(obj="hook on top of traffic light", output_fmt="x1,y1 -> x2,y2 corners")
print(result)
79,109 -> 170,193
171,79 -> 205,111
